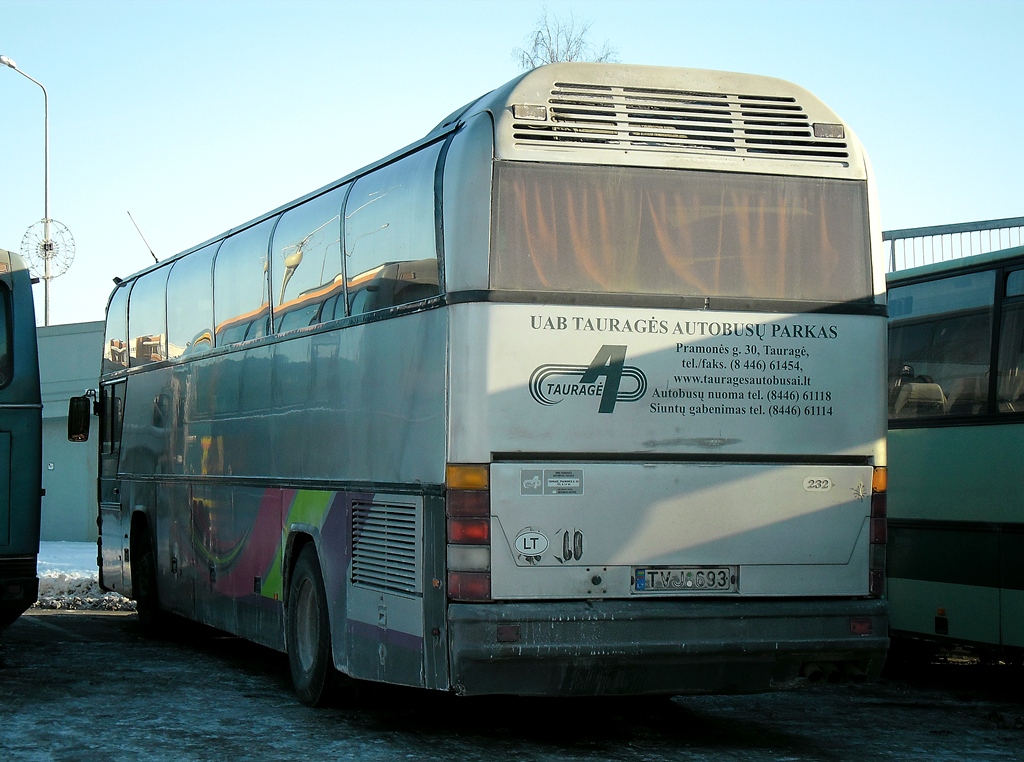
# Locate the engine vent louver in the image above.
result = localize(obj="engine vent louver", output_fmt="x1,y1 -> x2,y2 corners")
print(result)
511,81 -> 849,163
352,500 -> 420,594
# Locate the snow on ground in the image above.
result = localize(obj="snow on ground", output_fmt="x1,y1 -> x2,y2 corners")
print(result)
32,541 -> 134,611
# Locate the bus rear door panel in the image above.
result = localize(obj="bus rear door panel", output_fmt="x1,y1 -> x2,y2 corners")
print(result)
488,462 -> 876,600
97,381 -> 126,594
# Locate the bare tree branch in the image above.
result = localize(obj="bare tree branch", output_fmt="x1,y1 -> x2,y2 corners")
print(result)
512,7 -> 619,70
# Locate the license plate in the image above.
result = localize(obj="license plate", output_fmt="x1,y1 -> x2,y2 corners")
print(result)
633,566 -> 738,594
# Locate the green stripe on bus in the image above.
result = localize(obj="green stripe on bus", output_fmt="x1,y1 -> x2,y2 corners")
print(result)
262,490 -> 336,600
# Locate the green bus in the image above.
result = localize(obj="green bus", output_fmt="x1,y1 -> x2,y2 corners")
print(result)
886,218 -> 1024,658
0,247 -> 43,630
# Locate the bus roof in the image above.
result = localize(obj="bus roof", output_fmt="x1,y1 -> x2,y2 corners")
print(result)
0,248 -> 31,276
449,62 -> 866,180
886,243 -> 1024,286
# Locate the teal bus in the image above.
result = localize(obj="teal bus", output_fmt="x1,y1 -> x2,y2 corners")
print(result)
0,247 -> 43,630
886,218 -> 1024,658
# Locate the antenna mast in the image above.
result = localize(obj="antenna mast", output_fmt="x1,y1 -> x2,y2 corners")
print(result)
127,211 -> 158,263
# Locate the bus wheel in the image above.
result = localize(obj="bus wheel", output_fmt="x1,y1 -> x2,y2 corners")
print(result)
133,528 -> 162,634
287,545 -> 336,706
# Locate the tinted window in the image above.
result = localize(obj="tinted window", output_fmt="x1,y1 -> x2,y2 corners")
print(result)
888,271 -> 995,419
100,382 -> 126,456
214,218 -> 276,346
0,285 -> 11,388
127,268 -> 170,367
167,243 -> 216,358
1005,269 -> 1024,298
103,285 -> 129,374
492,162 -> 872,302
344,144 -> 441,315
271,185 -> 346,330
997,294 -> 1024,413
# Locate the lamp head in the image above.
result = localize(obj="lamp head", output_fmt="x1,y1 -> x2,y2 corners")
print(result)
0,55 -> 18,70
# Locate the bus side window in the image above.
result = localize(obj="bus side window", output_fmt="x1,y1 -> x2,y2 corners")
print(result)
126,268 -> 168,366
167,243 -> 216,359
997,299 -> 1024,413
214,217 -> 277,347
103,285 -> 129,374
271,185 -> 347,331
0,283 -> 11,388
344,143 -> 442,316
887,272 -> 995,419
128,269 -> 170,366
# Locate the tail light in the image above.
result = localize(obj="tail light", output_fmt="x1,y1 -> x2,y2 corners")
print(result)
446,464 -> 491,601
868,466 -> 887,597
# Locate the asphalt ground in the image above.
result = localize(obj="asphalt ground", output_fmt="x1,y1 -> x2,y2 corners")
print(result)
1,611 -> 1022,761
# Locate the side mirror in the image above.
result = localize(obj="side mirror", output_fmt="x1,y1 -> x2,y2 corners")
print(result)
68,395 -> 92,442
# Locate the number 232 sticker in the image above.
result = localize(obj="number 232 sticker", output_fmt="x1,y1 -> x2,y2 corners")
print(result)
803,477 -> 832,491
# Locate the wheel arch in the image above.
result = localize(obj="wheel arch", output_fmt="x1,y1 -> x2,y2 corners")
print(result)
128,505 -> 155,599
283,528 -> 344,706
282,525 -> 319,611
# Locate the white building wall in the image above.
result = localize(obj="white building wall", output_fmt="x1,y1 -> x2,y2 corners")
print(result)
38,321 -> 103,542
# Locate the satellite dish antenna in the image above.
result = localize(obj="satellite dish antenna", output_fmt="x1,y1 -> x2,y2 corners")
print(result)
21,218 -> 75,277
21,218 -> 75,323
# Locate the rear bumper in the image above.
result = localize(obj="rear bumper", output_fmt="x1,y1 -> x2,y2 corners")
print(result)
0,575 -> 39,629
448,597 -> 888,696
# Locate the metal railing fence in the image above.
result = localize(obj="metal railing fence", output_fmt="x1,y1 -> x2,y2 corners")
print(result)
884,216 -> 1024,272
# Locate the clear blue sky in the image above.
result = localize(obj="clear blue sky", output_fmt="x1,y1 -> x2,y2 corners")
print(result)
1,0 -> 1021,326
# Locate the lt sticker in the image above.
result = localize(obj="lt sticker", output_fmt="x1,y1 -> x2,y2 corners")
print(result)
514,529 -> 549,556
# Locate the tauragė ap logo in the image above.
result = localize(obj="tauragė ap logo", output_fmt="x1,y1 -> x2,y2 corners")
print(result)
529,345 -> 647,414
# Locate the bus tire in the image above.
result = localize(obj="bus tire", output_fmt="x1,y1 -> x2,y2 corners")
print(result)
287,545 -> 336,706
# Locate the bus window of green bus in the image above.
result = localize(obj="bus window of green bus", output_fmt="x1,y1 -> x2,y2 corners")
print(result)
996,271 -> 1024,412
887,270 -> 994,419
0,284 -> 11,388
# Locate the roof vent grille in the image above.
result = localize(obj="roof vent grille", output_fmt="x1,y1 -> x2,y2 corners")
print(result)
511,81 -> 849,162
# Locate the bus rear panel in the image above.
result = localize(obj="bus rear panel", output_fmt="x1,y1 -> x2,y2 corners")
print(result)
444,303 -> 887,695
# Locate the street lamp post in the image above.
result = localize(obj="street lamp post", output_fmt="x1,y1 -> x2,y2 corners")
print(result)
1,54 -> 52,326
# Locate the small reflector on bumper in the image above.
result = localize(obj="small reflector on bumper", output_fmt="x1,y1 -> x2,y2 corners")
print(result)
496,624 -> 521,643
850,618 -> 873,636
3,584 -> 24,600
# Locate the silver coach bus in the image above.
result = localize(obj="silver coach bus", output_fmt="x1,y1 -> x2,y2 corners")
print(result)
72,63 -> 889,703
